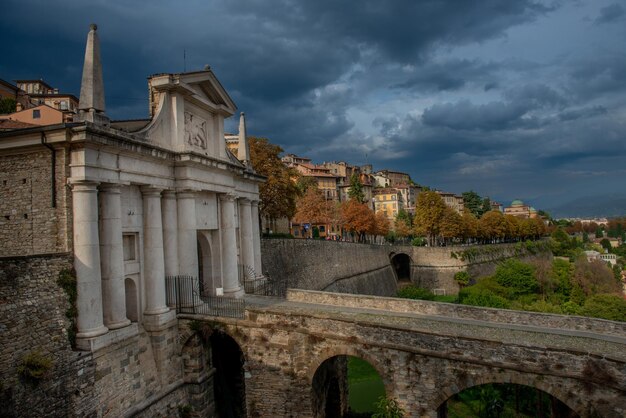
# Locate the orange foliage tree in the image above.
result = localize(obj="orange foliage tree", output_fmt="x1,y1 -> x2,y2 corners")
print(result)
341,200 -> 375,242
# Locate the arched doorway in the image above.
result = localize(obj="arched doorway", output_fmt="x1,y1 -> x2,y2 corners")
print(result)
211,331 -> 246,418
312,355 -> 386,417
390,253 -> 412,284
198,231 -> 217,295
124,277 -> 138,322
437,383 -> 579,418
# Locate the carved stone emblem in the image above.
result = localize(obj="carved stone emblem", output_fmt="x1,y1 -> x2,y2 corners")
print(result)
184,112 -> 207,149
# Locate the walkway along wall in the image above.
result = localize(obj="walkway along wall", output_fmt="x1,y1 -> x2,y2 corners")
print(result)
261,239 -> 552,295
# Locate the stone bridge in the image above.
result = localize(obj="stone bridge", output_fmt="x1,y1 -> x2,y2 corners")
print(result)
179,289 -> 626,418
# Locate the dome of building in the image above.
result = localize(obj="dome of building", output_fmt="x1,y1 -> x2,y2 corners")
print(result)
529,207 -> 537,213
511,199 -> 524,207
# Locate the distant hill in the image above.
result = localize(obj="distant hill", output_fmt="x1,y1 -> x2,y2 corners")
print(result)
546,194 -> 626,218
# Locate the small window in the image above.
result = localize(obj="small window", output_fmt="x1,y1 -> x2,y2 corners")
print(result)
319,226 -> 325,232
32,109 -> 41,119
123,234 -> 137,261
60,101 -> 68,110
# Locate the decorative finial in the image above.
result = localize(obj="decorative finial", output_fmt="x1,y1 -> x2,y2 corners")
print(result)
90,23 -> 97,31
204,64 -> 211,70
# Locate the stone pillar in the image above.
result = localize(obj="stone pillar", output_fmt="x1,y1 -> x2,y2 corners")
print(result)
72,181 -> 108,340
177,191 -> 200,305
251,200 -> 263,275
238,198 -> 254,272
99,184 -> 130,329
142,187 -> 169,317
177,191 -> 198,277
162,191 -> 179,307
220,193 -> 243,297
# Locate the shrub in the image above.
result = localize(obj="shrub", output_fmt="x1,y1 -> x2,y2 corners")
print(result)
458,287 -> 510,309
17,351 -> 53,383
522,300 -> 563,314
454,271 -> 470,287
411,237 -> 426,246
372,396 -> 405,418
396,285 -> 435,300
494,259 -> 538,297
579,294 -> 626,321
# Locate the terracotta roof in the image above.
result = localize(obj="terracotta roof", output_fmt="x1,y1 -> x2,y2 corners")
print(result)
0,119 -> 38,130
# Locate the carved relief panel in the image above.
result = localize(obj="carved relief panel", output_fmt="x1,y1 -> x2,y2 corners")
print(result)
184,111 -> 208,150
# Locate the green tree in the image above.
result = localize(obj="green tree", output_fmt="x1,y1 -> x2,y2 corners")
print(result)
373,396 -> 405,418
454,271 -> 471,288
481,197 -> 492,216
347,173 -> 365,203
0,97 -> 16,114
494,259 -> 538,298
600,238 -> 612,251
462,190 -> 483,218
579,294 -> 626,321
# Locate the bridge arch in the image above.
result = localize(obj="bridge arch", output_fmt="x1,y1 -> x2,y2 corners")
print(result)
434,373 -> 585,417
389,251 -> 412,283
308,345 -> 393,417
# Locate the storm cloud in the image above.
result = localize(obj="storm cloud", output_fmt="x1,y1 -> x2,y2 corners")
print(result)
1,0 -> 625,211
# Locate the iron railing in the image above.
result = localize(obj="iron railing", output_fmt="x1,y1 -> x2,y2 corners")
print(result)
165,275 -> 245,319
238,264 -> 287,297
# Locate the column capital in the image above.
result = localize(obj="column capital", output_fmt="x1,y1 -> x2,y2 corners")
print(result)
219,192 -> 237,202
238,197 -> 252,205
250,199 -> 260,207
176,190 -> 196,199
70,180 -> 100,192
140,186 -> 163,197
99,183 -> 121,194
162,190 -> 177,199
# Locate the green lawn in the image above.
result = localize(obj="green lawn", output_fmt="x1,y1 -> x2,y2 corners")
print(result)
347,356 -> 385,413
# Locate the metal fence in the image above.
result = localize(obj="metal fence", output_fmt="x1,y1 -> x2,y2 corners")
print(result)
165,275 -> 245,319
238,264 -> 287,297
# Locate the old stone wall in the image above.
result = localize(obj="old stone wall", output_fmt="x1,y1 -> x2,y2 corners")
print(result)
0,147 -> 71,257
262,239 -> 551,296
286,289 -> 626,337
0,253 -> 198,418
0,253 -> 97,418
261,239 -> 398,295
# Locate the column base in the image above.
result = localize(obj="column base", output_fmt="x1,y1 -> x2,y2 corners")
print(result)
223,286 -> 245,298
106,318 -> 132,330
143,309 -> 177,332
75,323 -> 139,352
76,324 -> 109,339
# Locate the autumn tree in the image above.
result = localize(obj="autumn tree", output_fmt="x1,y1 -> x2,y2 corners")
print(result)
295,176 -> 318,195
342,200 -> 375,242
478,210 -> 506,242
293,187 -> 331,237
439,207 -> 462,244
249,137 -> 299,230
374,211 -> 391,238
413,191 -> 446,246
460,210 -> 479,243
395,209 -> 413,238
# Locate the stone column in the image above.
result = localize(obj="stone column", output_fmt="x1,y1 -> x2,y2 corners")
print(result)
162,191 -> 179,307
72,181 -> 108,339
99,184 -> 130,329
238,198 -> 254,272
142,187 -> 169,316
220,193 -> 243,297
177,191 -> 200,305
251,200 -> 263,275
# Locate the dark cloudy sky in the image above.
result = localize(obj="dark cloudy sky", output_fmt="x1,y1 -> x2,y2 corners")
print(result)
2,0 -> 625,211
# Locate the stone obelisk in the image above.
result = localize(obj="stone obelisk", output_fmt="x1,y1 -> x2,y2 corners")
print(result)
77,24 -> 109,126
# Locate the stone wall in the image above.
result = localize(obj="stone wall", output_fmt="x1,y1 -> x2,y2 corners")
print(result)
0,147 -> 71,257
261,239 -> 551,296
0,253 -> 205,418
286,289 -> 626,337
261,239 -> 398,296
0,253 -> 96,417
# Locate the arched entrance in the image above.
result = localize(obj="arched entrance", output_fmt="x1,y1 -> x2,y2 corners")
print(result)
198,231 -> 218,295
390,253 -> 412,284
437,383 -> 579,418
211,331 -> 246,418
312,355 -> 386,417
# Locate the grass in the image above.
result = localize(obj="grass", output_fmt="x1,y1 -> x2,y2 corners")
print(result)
347,356 -> 385,413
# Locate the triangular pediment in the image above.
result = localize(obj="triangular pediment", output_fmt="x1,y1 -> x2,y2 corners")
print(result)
178,70 -> 237,116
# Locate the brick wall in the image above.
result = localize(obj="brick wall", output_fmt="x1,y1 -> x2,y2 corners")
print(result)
0,147 -> 71,256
